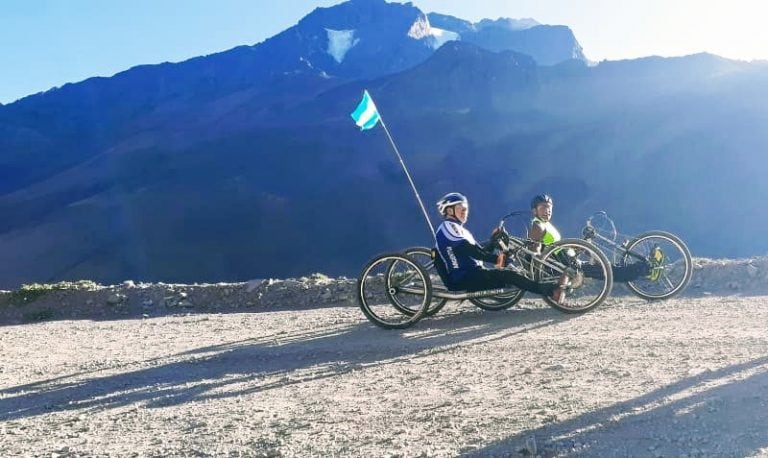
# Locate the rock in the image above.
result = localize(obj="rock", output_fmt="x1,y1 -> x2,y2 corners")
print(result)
246,279 -> 264,292
519,435 -> 537,455
107,294 -> 126,305
123,280 -> 136,288
746,264 -> 759,278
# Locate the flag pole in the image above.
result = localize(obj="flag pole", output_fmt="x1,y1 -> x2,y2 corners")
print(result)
376,114 -> 436,239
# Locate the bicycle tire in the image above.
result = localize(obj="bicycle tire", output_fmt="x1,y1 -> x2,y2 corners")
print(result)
401,247 -> 449,316
623,230 -> 693,300
358,253 -> 432,329
536,238 -> 613,313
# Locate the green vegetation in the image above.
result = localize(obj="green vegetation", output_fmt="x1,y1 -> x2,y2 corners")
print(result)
8,280 -> 102,305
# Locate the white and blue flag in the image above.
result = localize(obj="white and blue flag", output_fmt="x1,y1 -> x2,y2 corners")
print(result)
350,90 -> 381,130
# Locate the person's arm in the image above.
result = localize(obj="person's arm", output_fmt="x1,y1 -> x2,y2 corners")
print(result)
454,239 -> 497,264
528,221 -> 546,254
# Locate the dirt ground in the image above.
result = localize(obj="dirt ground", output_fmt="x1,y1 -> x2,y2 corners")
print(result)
3,284 -> 768,457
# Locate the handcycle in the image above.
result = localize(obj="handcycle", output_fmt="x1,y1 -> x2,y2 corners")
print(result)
580,211 -> 693,300
357,211 -> 614,329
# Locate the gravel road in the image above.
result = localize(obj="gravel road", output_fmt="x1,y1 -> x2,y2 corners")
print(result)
3,290 -> 768,457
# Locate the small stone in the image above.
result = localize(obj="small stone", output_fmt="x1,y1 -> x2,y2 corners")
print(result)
246,279 -> 264,292
106,294 -> 126,305
519,435 -> 537,455
746,264 -> 758,278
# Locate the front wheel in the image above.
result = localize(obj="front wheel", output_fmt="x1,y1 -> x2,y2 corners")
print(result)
623,231 -> 693,300
535,238 -> 613,313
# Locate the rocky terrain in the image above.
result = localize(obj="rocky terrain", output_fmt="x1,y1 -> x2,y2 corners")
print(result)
1,256 -> 768,457
1,256 -> 766,325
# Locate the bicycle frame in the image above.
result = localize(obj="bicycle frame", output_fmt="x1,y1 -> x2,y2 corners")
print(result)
582,224 -> 646,264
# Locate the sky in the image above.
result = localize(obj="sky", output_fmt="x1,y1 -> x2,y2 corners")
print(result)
1,0 -> 767,104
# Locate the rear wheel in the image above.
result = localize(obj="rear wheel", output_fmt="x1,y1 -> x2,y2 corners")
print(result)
358,253 -> 432,329
623,231 -> 692,300
401,247 -> 449,316
535,238 -> 613,313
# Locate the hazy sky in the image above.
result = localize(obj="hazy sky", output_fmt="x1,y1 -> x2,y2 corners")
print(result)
2,0 -> 766,104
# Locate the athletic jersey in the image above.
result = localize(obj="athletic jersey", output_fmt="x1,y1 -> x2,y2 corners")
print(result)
531,216 -> 561,245
435,219 -> 497,288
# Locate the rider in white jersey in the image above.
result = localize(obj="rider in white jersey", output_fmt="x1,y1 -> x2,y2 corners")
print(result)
434,192 -> 566,303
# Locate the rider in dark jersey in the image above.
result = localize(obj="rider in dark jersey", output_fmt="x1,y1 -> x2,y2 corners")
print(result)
433,192 -> 566,303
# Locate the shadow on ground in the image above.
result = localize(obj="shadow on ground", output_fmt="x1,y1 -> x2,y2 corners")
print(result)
0,306 -> 574,422
463,356 -> 768,457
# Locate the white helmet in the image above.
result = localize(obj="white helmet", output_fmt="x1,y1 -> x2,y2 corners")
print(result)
436,192 -> 468,215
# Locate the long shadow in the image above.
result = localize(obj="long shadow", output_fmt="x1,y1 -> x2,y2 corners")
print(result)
464,355 -> 768,457
0,305 -> 574,422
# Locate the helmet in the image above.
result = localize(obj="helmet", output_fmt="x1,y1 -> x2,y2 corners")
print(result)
436,192 -> 468,215
530,194 -> 553,209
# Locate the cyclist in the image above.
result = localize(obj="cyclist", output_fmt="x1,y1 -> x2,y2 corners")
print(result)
527,194 -> 652,282
433,192 -> 567,303
528,194 -> 559,254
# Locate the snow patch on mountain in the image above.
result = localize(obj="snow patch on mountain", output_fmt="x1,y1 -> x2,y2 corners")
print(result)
429,27 -> 460,49
326,29 -> 359,63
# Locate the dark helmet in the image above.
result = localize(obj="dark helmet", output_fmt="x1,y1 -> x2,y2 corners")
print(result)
530,194 -> 553,209
436,192 -> 468,215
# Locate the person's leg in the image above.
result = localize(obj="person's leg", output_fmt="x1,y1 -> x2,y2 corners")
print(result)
613,261 -> 651,282
460,269 -> 556,296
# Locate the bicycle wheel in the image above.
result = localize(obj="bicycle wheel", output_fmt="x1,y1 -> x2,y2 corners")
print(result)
535,238 -> 613,313
623,231 -> 692,300
401,247 -> 449,316
468,250 -> 526,311
469,288 -> 525,311
358,253 -> 432,329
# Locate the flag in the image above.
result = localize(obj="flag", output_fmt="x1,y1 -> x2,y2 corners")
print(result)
350,90 -> 381,130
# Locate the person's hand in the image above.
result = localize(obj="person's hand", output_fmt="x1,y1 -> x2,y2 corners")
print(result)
491,226 -> 510,247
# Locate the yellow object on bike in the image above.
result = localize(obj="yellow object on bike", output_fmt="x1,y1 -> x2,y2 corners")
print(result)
647,245 -> 665,281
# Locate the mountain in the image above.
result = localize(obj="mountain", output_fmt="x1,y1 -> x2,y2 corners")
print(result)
428,13 -> 586,65
0,0 -> 767,288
